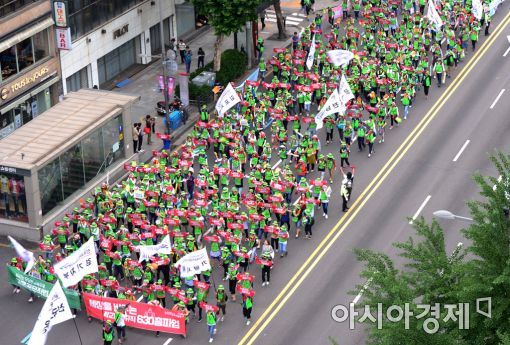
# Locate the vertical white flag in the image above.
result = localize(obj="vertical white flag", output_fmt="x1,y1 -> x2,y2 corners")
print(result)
315,89 -> 344,129
427,0 -> 443,31
472,0 -> 483,19
306,35 -> 316,70
53,237 -> 98,287
8,235 -> 35,273
28,281 -> 73,345
338,75 -> 355,105
215,83 -> 241,117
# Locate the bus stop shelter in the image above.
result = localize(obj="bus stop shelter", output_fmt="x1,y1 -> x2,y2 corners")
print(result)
0,89 -> 139,240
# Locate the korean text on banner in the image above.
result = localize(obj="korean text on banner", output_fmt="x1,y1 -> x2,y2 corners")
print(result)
175,248 -> 211,277
83,293 -> 186,335
306,35 -> 316,70
215,83 -> 241,117
28,281 -> 73,345
136,235 -> 172,263
7,266 -> 81,309
315,89 -> 344,129
53,237 -> 98,287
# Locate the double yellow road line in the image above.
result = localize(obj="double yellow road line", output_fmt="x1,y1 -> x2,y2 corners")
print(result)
239,9 -> 510,345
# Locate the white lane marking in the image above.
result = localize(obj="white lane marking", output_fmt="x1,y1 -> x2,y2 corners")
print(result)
163,338 -> 173,345
409,195 -> 431,224
490,89 -> 505,109
266,18 -> 303,25
272,159 -> 283,169
452,140 -> 470,162
503,46 -> 510,57
353,278 -> 373,304
137,295 -> 143,302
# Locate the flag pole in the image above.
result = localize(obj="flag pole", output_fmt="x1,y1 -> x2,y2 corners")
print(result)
72,316 -> 84,345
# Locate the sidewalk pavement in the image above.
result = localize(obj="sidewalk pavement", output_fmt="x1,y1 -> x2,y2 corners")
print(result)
115,0 -> 339,165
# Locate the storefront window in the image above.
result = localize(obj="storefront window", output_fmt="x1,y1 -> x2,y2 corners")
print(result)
0,46 -> 17,81
66,66 -> 89,93
38,159 -> 63,216
16,37 -> 34,73
33,29 -> 50,62
0,28 -> 50,83
97,39 -> 136,86
0,87 -> 53,139
0,172 -> 27,222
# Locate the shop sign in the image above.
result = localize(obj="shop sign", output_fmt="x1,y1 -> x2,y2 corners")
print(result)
56,27 -> 72,50
0,59 -> 58,105
0,165 -> 31,176
113,24 -> 129,39
53,1 -> 69,27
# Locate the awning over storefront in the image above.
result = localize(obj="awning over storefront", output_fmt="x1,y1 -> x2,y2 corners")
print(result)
0,17 -> 54,53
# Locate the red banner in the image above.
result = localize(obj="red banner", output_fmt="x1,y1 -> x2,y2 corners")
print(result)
83,293 -> 186,335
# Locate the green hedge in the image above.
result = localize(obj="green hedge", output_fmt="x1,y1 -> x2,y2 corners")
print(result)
174,83 -> 213,102
216,49 -> 247,85
174,49 -> 247,102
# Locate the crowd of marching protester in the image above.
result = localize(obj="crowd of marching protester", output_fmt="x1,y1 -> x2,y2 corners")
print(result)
8,0 -> 499,342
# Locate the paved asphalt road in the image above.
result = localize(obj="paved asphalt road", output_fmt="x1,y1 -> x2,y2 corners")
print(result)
1,4 -> 509,345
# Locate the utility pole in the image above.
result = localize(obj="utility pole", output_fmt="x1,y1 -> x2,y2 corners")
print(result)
159,0 -> 171,134
246,21 -> 253,69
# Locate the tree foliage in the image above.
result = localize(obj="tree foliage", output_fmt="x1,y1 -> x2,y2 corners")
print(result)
352,151 -> 510,345
192,0 -> 260,71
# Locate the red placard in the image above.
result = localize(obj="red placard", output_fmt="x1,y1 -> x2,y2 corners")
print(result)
83,293 -> 186,335
255,257 -> 273,266
236,286 -> 256,297
199,302 -> 219,312
157,133 -> 172,140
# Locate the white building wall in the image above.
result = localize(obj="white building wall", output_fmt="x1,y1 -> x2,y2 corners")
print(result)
60,0 -> 176,94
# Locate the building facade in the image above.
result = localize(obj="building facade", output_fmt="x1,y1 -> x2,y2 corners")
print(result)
60,0 -> 177,94
0,0 -> 61,140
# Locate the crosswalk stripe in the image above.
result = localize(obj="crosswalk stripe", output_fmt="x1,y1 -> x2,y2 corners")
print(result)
266,18 -> 303,25
266,14 -> 304,24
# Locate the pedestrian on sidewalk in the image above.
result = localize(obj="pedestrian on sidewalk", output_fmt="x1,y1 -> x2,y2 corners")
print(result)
197,47 -> 205,68
144,115 -> 154,145
184,46 -> 193,73
169,38 -> 176,54
292,32 -> 299,51
136,123 -> 144,152
132,123 -> 139,153
260,9 -> 266,29
178,39 -> 186,63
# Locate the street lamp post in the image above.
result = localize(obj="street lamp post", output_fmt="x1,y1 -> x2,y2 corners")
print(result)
158,0 -> 171,134
433,210 -> 474,222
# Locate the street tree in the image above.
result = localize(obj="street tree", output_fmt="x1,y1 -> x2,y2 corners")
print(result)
192,0 -> 261,72
458,151 -> 510,345
273,0 -> 287,39
351,151 -> 510,345
351,217 -> 466,345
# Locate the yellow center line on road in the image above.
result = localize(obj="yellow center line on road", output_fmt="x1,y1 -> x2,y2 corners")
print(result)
238,10 -> 510,345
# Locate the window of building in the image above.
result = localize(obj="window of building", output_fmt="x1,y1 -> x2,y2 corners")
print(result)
0,28 -> 51,83
0,0 -> 36,20
97,38 -> 136,86
67,0 -> 145,40
66,66 -> 89,93
39,114 -> 125,216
